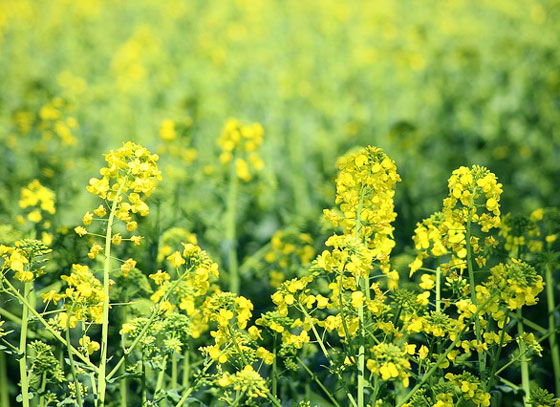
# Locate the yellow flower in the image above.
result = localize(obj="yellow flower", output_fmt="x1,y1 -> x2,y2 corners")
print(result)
149,270 -> 170,285
27,210 -> 42,223
82,211 -> 93,226
79,336 -> 100,354
167,251 -> 185,268
93,205 -> 107,217
74,226 -> 87,237
160,118 -> 176,141
121,258 -> 136,276
418,345 -> 429,360
112,233 -> 122,245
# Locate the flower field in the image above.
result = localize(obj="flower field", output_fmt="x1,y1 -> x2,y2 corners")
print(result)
1,1 -> 560,406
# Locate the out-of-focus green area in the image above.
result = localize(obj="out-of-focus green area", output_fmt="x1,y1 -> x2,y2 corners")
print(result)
1,0 -> 559,238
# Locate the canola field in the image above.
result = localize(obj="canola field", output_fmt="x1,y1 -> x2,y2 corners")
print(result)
1,1 -> 560,406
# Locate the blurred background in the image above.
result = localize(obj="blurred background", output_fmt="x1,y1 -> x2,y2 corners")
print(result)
1,0 -> 559,252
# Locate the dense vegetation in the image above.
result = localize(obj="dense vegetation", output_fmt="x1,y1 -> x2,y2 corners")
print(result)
1,1 -> 559,406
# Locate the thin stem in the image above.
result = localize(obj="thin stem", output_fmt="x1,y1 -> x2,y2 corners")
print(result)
1,342 -> 10,407
119,290 -> 129,407
98,177 -> 127,407
182,348 -> 190,389
487,310 -> 509,391
297,356 -> 341,407
545,262 -> 560,395
298,305 -> 358,407
142,354 -> 147,407
19,282 -> 31,407
155,355 -> 168,403
518,309 -> 530,407
171,353 -> 178,391
175,361 -> 213,407
0,306 -> 22,325
65,307 -> 83,407
39,372 -> 46,407
1,281 -> 96,369
226,161 -> 239,294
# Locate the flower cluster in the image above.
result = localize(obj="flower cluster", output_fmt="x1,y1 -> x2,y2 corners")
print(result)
149,242 -> 219,338
158,117 -> 197,164
217,365 -> 269,400
19,180 -> 56,224
324,146 -> 401,275
0,239 -> 51,282
263,230 -> 315,287
37,97 -> 79,146
366,343 -> 412,386
50,264 -> 105,328
217,118 -> 264,181
486,259 -> 544,310
410,165 -> 502,276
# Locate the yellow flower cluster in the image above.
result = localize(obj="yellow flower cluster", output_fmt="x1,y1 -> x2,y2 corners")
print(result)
444,165 -> 502,232
324,146 -> 401,274
366,343 -> 412,386
444,373 -> 491,407
79,335 -> 100,355
85,141 -> 160,207
0,244 -> 31,282
149,242 -> 219,338
486,259 -> 544,310
499,208 -> 559,255
264,230 -> 315,288
158,117 -> 197,164
38,97 -> 78,146
53,264 -> 105,328
217,118 -> 264,181
0,240 -> 51,282
157,227 -> 198,262
410,165 -> 502,276
76,142 -> 161,270
19,179 -> 56,224
217,365 -> 268,399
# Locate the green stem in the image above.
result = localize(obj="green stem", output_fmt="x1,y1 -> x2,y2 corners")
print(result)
119,289 -> 128,407
182,348 -> 190,389
297,356 -> 341,407
155,355 -> 168,404
65,307 -> 83,407
298,305 -> 358,407
487,310 -> 509,391
175,361 -> 213,407
226,161 -> 239,294
0,306 -> 22,325
171,353 -> 178,391
142,354 -> 147,407
2,277 -> 96,371
465,209 -> 486,383
39,372 -> 46,407
1,348 -> 9,407
19,282 -> 31,407
518,310 -> 530,407
98,177 -> 127,407
545,262 -> 560,395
